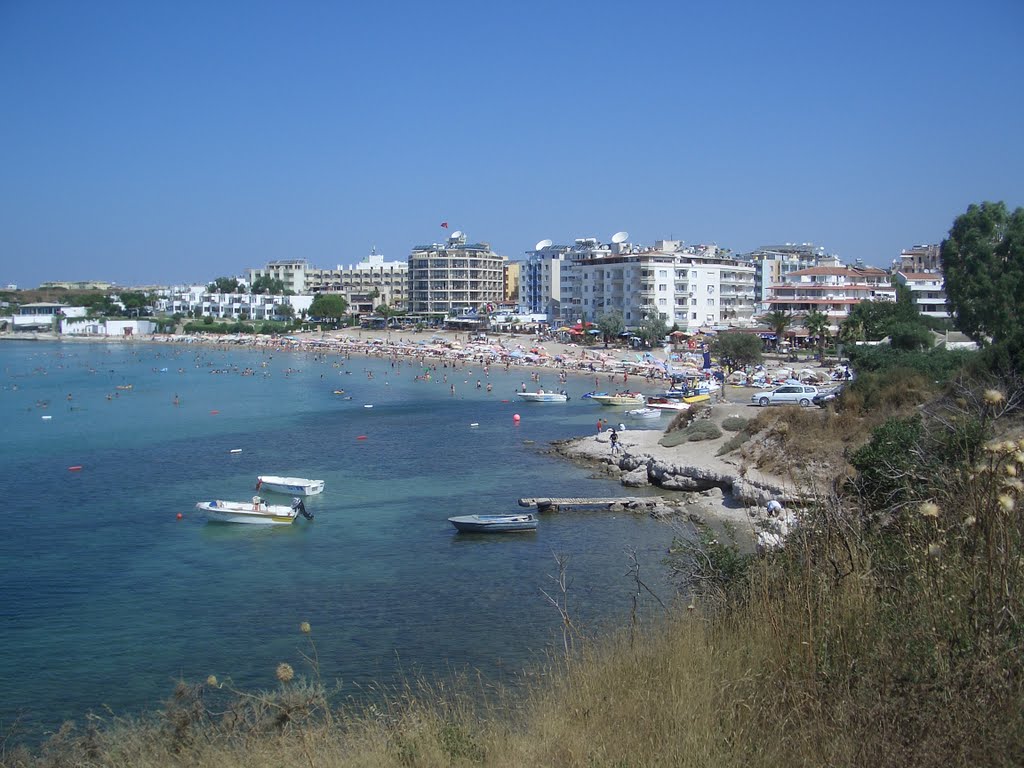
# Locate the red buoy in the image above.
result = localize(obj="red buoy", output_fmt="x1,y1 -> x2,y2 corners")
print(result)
68,465 -> 82,471
176,513 -> 183,520
209,410 -> 220,415
512,414 -> 521,422
356,435 -> 368,440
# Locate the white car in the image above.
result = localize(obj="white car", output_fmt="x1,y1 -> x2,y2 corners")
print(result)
751,384 -> 819,407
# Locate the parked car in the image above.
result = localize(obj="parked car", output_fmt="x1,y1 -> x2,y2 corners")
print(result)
750,384 -> 819,407
812,385 -> 844,407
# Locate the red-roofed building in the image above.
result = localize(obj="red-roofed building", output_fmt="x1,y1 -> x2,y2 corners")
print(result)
765,265 -> 897,326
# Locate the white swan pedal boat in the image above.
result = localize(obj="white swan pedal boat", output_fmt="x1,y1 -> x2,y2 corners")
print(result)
255,475 -> 325,496
448,513 -> 538,533
196,496 -> 314,525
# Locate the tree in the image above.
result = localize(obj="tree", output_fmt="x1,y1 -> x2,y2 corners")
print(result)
596,310 -> 625,348
941,201 -> 1024,360
307,294 -> 348,325
375,304 -> 400,326
209,277 -> 243,294
637,311 -> 668,349
251,275 -> 285,295
761,309 -> 794,350
276,303 -> 295,321
804,310 -> 830,359
712,332 -> 763,374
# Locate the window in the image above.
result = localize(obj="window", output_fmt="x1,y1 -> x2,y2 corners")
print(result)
658,284 -> 667,291
707,298 -> 715,306
658,298 -> 667,306
707,285 -> 715,293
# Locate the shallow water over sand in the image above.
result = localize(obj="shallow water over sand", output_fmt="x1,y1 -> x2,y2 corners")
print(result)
0,341 -> 676,738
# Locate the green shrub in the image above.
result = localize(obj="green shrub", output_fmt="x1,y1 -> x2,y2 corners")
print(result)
659,420 -> 722,447
721,415 -> 748,432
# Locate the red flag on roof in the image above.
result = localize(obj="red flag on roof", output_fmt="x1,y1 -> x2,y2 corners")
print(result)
440,222 -> 448,228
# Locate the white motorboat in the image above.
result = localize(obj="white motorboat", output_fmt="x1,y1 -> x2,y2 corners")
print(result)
196,496 -> 314,525
256,475 -> 325,496
588,392 -> 646,406
625,407 -> 662,419
645,397 -> 691,412
448,513 -> 538,533
516,391 -> 568,403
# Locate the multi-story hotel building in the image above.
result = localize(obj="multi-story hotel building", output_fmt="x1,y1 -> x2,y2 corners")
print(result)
246,251 -> 408,311
520,242 -> 574,321
563,237 -> 757,331
765,265 -> 896,326
407,231 -> 507,316
742,244 -> 831,311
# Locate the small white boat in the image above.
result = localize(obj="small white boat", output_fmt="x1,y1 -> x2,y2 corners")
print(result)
645,397 -> 690,412
448,513 -> 538,533
516,391 -> 568,403
196,496 -> 314,525
625,407 -> 662,419
589,392 -> 646,406
256,475 -> 325,496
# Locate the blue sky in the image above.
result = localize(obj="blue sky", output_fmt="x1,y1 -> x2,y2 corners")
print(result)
2,0 -> 1022,288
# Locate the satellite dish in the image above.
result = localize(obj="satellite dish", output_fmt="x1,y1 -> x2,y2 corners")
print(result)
450,230 -> 464,239
535,238 -> 553,250
611,231 -> 629,244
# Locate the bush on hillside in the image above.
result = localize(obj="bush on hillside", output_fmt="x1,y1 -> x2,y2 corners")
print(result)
659,420 -> 722,447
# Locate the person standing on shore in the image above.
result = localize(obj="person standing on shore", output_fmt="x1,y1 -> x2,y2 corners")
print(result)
609,429 -> 620,455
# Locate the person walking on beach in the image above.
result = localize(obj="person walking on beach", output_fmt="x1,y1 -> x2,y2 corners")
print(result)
609,428 -> 620,455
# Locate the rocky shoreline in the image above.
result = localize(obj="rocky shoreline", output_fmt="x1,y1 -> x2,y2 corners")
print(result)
545,423 -> 802,539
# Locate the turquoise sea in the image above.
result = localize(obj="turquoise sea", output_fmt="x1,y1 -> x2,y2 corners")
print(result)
0,341 -> 678,740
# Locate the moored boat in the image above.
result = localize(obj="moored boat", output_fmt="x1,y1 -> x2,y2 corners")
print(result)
196,496 -> 314,525
256,475 -> 325,496
516,391 -> 568,402
588,392 -> 646,406
448,513 -> 538,533
625,407 -> 661,419
645,396 -> 690,412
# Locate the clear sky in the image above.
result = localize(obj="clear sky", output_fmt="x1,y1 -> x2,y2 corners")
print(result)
2,0 -> 1022,288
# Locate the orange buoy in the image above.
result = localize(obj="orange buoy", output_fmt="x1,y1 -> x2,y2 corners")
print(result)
176,513 -> 183,520
68,465 -> 82,471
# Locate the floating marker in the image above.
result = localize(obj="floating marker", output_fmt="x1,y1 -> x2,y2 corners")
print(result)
176,513 -> 183,520
470,423 -> 479,427
356,435 -> 368,440
41,415 -> 52,420
229,449 -> 242,454
68,465 -> 82,471
209,410 -> 220,415
513,414 -> 521,422
363,404 -> 373,408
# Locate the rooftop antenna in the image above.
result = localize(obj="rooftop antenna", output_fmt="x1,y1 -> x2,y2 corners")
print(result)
611,231 -> 629,244
535,238 -> 553,251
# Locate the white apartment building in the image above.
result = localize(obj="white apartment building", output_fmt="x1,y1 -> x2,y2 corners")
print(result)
520,242 -> 573,321
766,265 -> 896,327
247,260 -> 310,294
895,271 -> 950,320
157,286 -> 313,321
564,237 -> 757,331
407,231 -> 507,316
304,250 -> 408,310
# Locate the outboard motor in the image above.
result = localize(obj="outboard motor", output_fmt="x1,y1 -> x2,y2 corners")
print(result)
292,497 -> 314,520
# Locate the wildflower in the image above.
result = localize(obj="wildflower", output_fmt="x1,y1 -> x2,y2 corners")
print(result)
964,515 -> 976,527
919,501 -> 940,519
276,663 -> 295,683
926,543 -> 942,558
300,621 -> 311,634
998,495 -> 1015,514
983,389 -> 1006,406
1006,464 -> 1018,477
1004,478 -> 1024,494
207,675 -> 218,687
1015,451 -> 1024,465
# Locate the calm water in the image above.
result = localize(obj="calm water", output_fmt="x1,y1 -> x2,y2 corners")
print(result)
0,340 -> 678,739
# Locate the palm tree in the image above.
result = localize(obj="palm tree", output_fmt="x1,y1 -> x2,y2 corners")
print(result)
761,309 -> 794,351
803,310 -> 830,360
